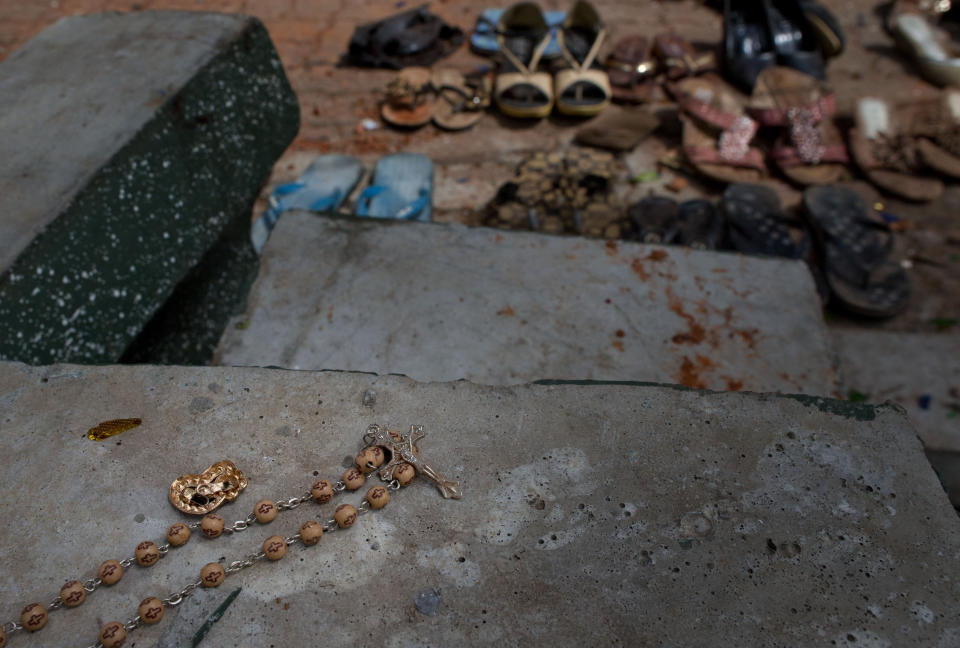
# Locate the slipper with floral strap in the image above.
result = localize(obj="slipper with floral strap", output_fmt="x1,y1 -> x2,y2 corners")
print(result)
748,66 -> 848,186
381,67 -> 435,128
803,185 -> 910,318
674,76 -> 767,183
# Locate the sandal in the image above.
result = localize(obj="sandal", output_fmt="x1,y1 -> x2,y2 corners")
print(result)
674,76 -> 767,183
355,153 -> 433,221
889,12 -> 960,87
748,66 -> 848,186
803,185 -> 911,318
604,35 -> 658,103
763,0 -> 826,81
849,96 -> 944,201
652,33 -> 717,81
494,2 -> 554,118
800,0 -> 845,57
628,196 -> 680,244
722,183 -> 809,259
723,0 -> 777,91
345,5 -> 464,70
675,199 -> 724,249
431,69 -> 491,131
381,67 -> 435,128
554,0 -> 611,117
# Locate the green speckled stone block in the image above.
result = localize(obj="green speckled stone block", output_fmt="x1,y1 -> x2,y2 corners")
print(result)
0,11 -> 299,364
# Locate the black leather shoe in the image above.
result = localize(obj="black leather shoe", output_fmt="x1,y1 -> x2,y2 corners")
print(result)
723,0 -> 777,91
764,0 -> 826,79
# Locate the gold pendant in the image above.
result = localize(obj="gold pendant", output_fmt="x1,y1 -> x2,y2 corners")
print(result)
169,460 -> 248,515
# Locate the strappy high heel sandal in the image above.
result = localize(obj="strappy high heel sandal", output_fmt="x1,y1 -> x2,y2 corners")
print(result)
554,0 -> 611,116
494,2 -> 554,119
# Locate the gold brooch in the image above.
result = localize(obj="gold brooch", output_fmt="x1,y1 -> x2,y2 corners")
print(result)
169,460 -> 248,515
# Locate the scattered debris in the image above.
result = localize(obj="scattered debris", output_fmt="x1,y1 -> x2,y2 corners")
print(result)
665,176 -> 688,193
932,317 -> 958,330
414,588 -> 441,616
918,394 -> 932,410
87,418 -> 141,441
361,118 -> 379,131
630,170 -> 659,183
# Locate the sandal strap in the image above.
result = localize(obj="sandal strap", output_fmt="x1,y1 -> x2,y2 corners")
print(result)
557,27 -> 607,71
750,93 -> 836,127
661,51 -> 715,74
497,29 -> 552,75
771,142 -> 849,167
684,144 -> 766,169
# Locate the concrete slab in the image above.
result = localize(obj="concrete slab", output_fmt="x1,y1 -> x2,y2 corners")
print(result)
0,362 -> 957,646
832,330 -> 960,452
216,213 -> 841,395
0,11 -> 299,364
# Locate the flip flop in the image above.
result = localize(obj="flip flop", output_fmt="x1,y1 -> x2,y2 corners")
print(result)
251,155 -> 364,253
675,76 -> 767,183
554,0 -> 611,117
653,33 -> 717,81
628,196 -> 680,244
431,68 -> 491,131
748,67 -> 848,186
803,185 -> 911,318
381,67 -> 435,128
849,97 -> 944,202
494,2 -> 554,118
722,183 -> 809,258
471,7 -> 566,58
355,153 -> 433,221
675,199 -> 724,249
604,35 -> 658,103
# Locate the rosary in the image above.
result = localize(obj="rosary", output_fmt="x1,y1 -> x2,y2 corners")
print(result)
0,424 -> 460,648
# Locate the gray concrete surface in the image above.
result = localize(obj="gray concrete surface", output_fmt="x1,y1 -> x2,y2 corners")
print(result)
832,330 -> 960,452
216,213 -> 841,395
0,11 -> 299,364
0,362 -> 957,646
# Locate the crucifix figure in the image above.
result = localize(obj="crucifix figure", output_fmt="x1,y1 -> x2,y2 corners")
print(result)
364,424 -> 462,499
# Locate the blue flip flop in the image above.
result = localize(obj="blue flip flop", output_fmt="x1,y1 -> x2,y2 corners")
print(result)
471,8 -> 566,58
355,153 -> 433,222
251,154 -> 364,253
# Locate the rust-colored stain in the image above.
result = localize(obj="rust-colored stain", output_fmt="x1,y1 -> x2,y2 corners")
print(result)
494,235 -> 503,242
87,418 -> 141,441
730,328 -> 759,350
615,329 -> 625,338
612,340 -> 624,352
724,377 -> 744,391
604,298 -> 611,304
648,249 -> 668,262
497,306 -> 516,316
669,298 -> 707,345
327,306 -> 334,323
676,355 -> 714,389
605,240 -> 618,256
630,257 -> 650,280
711,267 -> 728,273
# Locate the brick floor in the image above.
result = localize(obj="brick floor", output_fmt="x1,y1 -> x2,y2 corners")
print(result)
2,0 -> 959,332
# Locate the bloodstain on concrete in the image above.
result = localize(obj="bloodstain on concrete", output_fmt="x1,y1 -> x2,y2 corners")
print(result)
669,298 -> 707,345
711,267 -> 728,273
648,249 -> 668,262
612,340 -> 624,352
615,329 -> 625,338
630,250 -> 670,281
605,240 -> 618,256
497,306 -> 516,316
326,305 -> 334,323
730,328 -> 759,350
604,298 -> 611,304
724,377 -> 744,391
676,355 -> 714,389
494,235 -> 503,242
630,258 -> 650,280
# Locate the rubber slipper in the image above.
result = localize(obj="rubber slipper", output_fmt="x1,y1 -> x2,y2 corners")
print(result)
431,68 -> 491,131
653,33 -> 717,81
251,155 -> 364,253
554,0 -> 611,117
722,183 -> 809,258
803,185 -> 911,318
629,196 -> 680,244
675,199 -> 724,249
346,5 -> 465,70
355,153 -> 433,221
604,35 -> 658,103
748,66 -> 848,185
472,7 -> 565,58
675,76 -> 767,183
574,105 -> 660,151
381,67 -> 435,128
849,97 -> 944,201
495,2 -> 554,118
890,12 -> 960,87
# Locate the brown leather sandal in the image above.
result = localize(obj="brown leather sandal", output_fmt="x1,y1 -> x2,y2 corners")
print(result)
381,67 -> 435,128
652,33 -> 717,81
603,35 -> 658,103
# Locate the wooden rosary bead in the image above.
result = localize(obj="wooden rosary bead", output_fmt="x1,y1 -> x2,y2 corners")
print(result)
60,579 -> 86,607
300,520 -> 323,545
393,462 -> 416,486
135,540 -> 160,566
200,513 -> 225,538
366,485 -> 390,509
99,621 -> 126,648
98,559 -> 124,585
334,503 -> 358,528
311,479 -> 334,503
254,499 -> 278,523
20,603 -> 47,631
342,467 -> 365,490
355,446 -> 385,473
166,522 -> 191,547
263,535 -> 288,560
138,597 -> 165,624
200,562 -> 226,588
